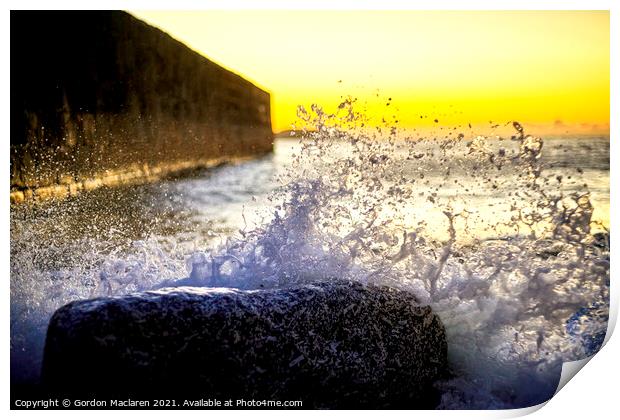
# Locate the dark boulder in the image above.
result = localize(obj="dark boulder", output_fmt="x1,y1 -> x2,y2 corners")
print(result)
42,281 -> 447,408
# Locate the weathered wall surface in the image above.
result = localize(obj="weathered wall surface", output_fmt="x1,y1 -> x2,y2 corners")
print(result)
11,11 -> 273,202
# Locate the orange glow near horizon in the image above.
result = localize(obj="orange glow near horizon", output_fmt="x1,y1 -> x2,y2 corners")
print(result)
131,10 -> 609,136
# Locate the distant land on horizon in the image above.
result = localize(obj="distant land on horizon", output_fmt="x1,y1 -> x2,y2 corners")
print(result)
273,124 -> 610,139
274,129 -> 318,138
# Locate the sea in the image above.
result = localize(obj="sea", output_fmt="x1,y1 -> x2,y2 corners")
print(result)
10,109 -> 610,409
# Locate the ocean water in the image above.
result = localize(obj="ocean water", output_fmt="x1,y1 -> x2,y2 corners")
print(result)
10,107 -> 609,408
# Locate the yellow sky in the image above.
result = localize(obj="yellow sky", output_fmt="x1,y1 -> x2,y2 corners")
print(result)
131,10 -> 609,136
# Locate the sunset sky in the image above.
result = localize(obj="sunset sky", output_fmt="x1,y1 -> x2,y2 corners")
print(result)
131,10 -> 610,136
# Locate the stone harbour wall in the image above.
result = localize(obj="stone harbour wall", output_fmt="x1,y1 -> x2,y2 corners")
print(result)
10,11 -> 273,203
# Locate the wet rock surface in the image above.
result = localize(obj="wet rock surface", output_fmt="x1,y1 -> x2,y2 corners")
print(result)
42,281 -> 447,408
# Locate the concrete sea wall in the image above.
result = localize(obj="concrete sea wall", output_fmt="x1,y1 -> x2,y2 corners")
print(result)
10,11 -> 273,203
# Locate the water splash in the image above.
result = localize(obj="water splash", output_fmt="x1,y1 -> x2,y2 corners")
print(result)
175,100 -> 609,408
10,98 -> 609,408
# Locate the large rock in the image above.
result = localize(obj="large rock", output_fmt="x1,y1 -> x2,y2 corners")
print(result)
42,281 -> 447,408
